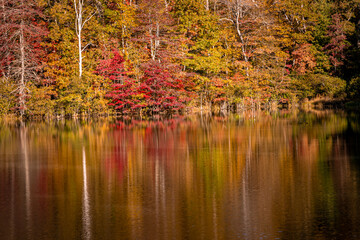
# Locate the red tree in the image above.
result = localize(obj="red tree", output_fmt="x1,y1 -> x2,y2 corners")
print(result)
97,51 -> 191,115
292,44 -> 316,75
324,13 -> 349,72
96,51 -> 140,114
138,62 -> 190,114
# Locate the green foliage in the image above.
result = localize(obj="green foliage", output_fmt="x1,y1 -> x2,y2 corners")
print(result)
102,0 -> 136,50
0,80 -> 16,116
27,84 -> 56,117
292,74 -> 346,100
55,73 -> 109,116
174,0 -> 227,77
348,76 -> 360,99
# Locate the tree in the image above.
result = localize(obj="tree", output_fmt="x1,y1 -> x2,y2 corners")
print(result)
73,0 -> 96,78
133,0 -> 173,62
172,0 -> 229,108
292,43 -> 316,74
0,0 -> 47,117
217,0 -> 261,76
138,62 -> 190,114
97,50 -> 139,114
44,0 -> 110,116
102,0 -> 136,53
324,13 -> 349,73
97,51 -> 190,115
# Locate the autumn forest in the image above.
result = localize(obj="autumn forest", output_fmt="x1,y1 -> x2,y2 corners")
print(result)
1,0 -> 360,118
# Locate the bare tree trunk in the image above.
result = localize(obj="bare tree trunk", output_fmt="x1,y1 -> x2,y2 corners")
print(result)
19,19 -> 26,117
2,0 -> 10,79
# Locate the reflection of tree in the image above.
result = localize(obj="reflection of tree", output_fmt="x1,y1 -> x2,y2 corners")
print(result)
0,112 -> 360,239
20,125 -> 31,238
82,147 -> 91,240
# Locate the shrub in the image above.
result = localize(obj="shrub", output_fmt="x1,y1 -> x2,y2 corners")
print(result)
348,76 -> 360,100
292,74 -> 346,100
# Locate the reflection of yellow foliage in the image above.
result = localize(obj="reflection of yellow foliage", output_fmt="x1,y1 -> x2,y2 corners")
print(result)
0,111 -> 357,239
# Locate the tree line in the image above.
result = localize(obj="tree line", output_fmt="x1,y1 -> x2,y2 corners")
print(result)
0,0 -> 360,118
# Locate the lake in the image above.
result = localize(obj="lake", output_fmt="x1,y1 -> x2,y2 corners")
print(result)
0,110 -> 360,239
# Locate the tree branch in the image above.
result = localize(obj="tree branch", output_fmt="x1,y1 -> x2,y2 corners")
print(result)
81,11 -> 95,29
81,42 -> 91,52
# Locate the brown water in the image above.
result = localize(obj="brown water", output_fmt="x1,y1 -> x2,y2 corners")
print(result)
0,111 -> 360,240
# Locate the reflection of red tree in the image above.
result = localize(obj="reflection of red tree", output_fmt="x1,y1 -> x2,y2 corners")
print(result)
111,118 -> 190,185
143,124 -> 176,164
105,130 -> 129,181
298,134 -> 319,163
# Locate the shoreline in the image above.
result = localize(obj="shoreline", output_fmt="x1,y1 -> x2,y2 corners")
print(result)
1,99 -> 358,122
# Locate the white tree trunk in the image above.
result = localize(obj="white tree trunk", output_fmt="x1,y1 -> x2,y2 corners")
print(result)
122,25 -> 125,53
231,0 -> 251,76
78,28 -> 82,77
75,0 -> 83,77
150,22 -> 160,61
235,12 -> 249,76
74,0 -> 94,78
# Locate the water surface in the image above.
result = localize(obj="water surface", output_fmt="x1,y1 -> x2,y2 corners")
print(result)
0,111 -> 360,239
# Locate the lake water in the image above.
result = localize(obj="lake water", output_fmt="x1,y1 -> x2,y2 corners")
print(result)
0,110 -> 360,239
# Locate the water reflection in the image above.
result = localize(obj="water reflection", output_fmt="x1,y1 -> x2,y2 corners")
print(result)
0,111 -> 359,239
82,147 -> 91,240
21,125 -> 31,239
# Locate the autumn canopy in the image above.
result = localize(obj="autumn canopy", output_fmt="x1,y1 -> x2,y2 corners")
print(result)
0,0 -> 359,118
